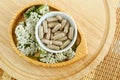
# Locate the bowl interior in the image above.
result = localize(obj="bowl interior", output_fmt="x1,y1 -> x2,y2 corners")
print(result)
35,12 -> 78,53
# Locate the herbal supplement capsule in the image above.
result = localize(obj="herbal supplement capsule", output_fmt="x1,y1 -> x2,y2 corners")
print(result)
50,33 -> 53,40
46,17 -> 58,22
54,31 -> 63,35
54,31 -> 61,35
52,23 -> 61,33
52,40 -> 62,46
68,27 -> 74,40
48,21 -> 58,28
47,44 -> 60,50
64,22 -> 69,33
56,15 -> 63,22
46,28 -> 51,40
39,26 -> 44,39
43,21 -> 48,33
52,33 -> 65,40
60,19 -> 67,30
60,40 -> 71,49
41,39 -> 52,45
58,36 -> 68,41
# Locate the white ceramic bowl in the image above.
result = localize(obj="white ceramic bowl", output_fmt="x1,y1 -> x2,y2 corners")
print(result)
35,11 -> 77,53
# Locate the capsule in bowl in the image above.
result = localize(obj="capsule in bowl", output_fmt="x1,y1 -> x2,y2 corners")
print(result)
35,12 -> 77,53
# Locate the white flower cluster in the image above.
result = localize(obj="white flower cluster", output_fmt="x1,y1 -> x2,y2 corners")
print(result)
39,4 -> 49,15
39,48 -> 75,64
15,12 -> 40,56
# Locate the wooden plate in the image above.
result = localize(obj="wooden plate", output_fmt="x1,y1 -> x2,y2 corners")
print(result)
0,0 -> 117,80
9,3 -> 87,67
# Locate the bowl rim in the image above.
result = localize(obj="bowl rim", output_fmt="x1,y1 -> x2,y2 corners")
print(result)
9,2 -> 87,67
35,11 -> 78,53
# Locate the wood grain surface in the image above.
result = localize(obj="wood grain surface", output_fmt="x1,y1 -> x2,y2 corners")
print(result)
0,0 -> 119,80
0,69 -> 3,80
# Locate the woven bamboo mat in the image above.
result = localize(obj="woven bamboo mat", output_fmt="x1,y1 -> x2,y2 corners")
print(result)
80,8 -> 120,80
1,6 -> 120,80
